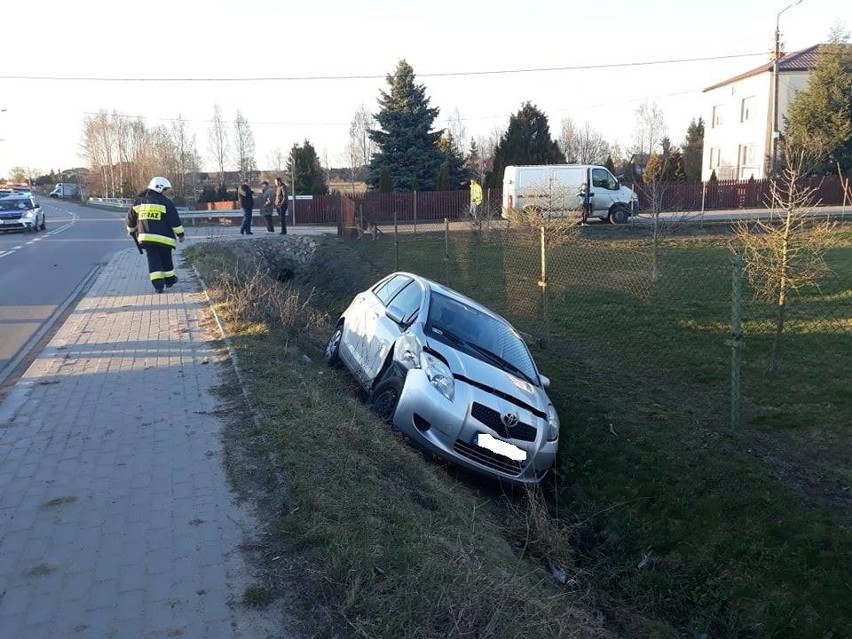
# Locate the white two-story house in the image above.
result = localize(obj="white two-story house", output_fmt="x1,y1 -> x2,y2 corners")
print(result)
701,45 -> 821,181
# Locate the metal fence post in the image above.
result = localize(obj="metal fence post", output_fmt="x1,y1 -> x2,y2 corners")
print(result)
394,211 -> 399,271
444,217 -> 450,285
413,191 -> 418,235
538,226 -> 549,346
729,256 -> 745,433
359,204 -> 363,236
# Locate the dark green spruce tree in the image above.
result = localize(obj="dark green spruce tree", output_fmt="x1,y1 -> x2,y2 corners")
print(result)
487,102 -> 566,187
681,117 -> 705,182
785,30 -> 852,174
288,140 -> 328,195
367,60 -> 444,191
436,132 -> 468,190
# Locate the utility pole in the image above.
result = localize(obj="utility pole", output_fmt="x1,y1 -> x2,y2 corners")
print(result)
770,0 -> 804,178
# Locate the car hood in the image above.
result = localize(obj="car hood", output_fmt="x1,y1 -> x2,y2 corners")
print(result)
425,336 -> 547,413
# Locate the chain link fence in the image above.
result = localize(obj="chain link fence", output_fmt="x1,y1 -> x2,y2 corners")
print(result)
346,216 -> 851,432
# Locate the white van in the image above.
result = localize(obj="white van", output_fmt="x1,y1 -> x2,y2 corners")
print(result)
49,183 -> 80,199
502,164 -> 638,224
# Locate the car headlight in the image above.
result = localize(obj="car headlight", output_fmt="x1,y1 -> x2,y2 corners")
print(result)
23,211 -> 35,219
546,404 -> 560,441
420,351 -> 454,401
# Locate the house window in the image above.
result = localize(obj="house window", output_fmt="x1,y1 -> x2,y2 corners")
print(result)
712,105 -> 724,128
709,148 -> 722,170
740,96 -> 755,123
739,144 -> 756,166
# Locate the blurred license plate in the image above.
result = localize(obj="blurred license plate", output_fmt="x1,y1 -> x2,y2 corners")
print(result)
474,433 -> 527,461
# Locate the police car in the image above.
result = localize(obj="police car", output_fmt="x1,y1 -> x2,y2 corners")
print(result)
0,193 -> 46,233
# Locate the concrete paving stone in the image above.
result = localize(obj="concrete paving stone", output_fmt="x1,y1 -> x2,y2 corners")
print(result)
145,573 -> 174,606
62,570 -> 94,600
0,583 -> 32,615
93,555 -> 124,583
116,588 -> 146,621
0,613 -> 25,638
23,589 -> 58,626
86,576 -> 121,610
108,616 -> 146,638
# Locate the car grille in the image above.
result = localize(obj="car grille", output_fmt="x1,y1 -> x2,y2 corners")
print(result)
453,439 -> 522,476
471,402 -> 537,442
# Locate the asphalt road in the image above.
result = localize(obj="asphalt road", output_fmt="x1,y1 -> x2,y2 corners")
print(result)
0,198 -> 130,389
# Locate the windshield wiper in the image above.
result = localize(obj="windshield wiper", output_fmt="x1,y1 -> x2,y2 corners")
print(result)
432,326 -> 533,384
464,343 -> 534,384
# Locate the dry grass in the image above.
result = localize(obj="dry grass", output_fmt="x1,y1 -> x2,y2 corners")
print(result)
185,241 -> 613,639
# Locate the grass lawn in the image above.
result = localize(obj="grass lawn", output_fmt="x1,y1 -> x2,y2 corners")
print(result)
349,225 -> 852,638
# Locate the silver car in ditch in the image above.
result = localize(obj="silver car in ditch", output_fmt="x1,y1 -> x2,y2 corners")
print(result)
325,272 -> 560,484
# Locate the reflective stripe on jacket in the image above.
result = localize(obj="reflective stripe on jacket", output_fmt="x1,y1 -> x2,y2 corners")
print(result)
126,189 -> 185,248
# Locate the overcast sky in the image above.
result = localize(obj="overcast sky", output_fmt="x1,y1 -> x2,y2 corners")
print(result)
0,0 -> 847,178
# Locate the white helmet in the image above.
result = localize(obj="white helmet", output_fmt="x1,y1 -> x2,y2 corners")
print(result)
147,177 -> 172,193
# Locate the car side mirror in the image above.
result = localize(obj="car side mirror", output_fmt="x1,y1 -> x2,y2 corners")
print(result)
386,304 -> 406,325
539,374 -> 551,389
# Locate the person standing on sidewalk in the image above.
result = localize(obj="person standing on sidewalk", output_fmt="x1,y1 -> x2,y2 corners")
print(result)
259,180 -> 275,232
469,178 -> 483,219
238,181 -> 255,235
126,177 -> 186,294
274,176 -> 288,235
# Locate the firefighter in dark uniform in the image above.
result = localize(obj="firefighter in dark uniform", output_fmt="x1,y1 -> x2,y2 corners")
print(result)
126,177 -> 186,293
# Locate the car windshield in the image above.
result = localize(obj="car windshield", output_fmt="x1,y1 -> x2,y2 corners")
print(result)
425,291 -> 538,385
0,199 -> 32,211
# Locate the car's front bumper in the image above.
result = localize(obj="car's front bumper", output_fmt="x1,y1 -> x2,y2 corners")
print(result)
0,214 -> 37,231
393,370 -> 558,484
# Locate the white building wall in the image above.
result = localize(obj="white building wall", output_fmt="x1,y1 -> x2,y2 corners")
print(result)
701,70 -> 813,182
701,73 -> 772,181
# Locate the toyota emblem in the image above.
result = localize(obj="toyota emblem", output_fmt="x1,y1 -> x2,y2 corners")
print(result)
501,413 -> 519,429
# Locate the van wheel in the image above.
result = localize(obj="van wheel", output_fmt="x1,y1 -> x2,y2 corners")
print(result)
609,205 -> 630,224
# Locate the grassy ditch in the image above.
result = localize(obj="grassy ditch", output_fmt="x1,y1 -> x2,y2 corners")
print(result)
184,240 -> 612,639
186,229 -> 852,638
343,226 -> 852,638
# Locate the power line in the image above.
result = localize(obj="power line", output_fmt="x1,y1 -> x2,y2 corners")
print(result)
1,52 -> 769,83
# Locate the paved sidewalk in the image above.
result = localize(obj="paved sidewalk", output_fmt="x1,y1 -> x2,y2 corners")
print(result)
0,248 -> 287,638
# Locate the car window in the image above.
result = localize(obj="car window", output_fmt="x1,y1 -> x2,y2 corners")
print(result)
592,168 -> 618,190
426,292 -> 538,384
387,281 -> 422,323
373,275 -> 410,306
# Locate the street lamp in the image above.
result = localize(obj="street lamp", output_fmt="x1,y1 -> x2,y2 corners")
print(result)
770,0 -> 804,178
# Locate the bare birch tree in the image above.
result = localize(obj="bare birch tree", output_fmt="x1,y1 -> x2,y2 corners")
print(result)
208,104 -> 230,191
349,104 -> 375,169
631,101 -> 667,158
731,137 -> 835,376
170,115 -> 201,205
446,108 -> 468,157
233,110 -> 256,183
266,147 -> 286,179
559,118 -> 611,164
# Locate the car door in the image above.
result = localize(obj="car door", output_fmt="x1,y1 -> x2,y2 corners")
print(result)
590,168 -> 618,214
363,279 -> 423,384
346,275 -> 411,384
551,167 -> 585,214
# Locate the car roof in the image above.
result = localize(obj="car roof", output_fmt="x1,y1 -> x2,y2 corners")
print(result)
389,272 -> 510,324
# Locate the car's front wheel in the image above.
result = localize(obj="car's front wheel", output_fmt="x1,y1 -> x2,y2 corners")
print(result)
40,216 -> 46,231
369,376 -> 403,424
324,324 -> 343,365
